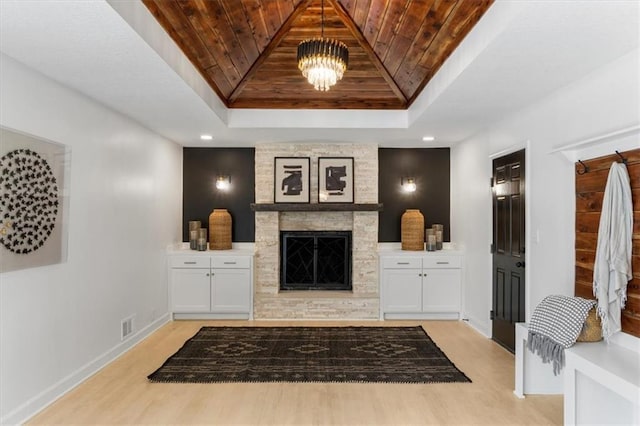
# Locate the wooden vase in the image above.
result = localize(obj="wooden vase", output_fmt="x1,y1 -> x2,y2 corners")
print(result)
401,209 -> 424,251
209,209 -> 232,250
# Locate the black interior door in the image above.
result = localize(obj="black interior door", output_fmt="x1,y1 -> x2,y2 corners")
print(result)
491,149 -> 525,352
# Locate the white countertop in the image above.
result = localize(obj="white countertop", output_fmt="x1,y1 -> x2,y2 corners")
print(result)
377,242 -> 464,256
166,242 -> 255,256
167,242 -> 462,256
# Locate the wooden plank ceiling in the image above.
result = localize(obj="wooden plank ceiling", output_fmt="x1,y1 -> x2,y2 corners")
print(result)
142,0 -> 494,109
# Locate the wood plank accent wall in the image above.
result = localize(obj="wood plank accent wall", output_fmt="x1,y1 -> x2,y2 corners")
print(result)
575,148 -> 640,338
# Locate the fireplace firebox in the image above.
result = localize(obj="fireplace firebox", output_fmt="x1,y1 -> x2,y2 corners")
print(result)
280,231 -> 352,291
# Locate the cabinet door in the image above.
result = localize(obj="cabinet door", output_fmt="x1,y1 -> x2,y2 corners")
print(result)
211,268 -> 251,313
422,268 -> 461,313
170,268 -> 211,312
382,269 -> 422,312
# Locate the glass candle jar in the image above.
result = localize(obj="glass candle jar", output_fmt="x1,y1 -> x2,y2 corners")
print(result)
189,229 -> 198,250
425,228 -> 436,251
433,224 -> 444,250
197,237 -> 207,251
426,234 -> 437,251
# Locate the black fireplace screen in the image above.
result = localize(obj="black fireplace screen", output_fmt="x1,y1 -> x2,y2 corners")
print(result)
280,231 -> 352,291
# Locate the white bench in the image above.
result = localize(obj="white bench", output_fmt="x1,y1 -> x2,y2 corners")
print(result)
563,331 -> 640,425
514,323 -> 563,396
515,323 -> 640,425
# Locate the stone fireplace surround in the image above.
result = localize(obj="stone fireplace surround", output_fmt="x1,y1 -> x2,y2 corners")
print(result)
254,144 -> 379,319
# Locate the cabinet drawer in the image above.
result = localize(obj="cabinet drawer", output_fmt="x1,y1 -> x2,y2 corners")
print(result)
422,256 -> 462,269
169,256 -> 210,268
212,256 -> 250,269
381,257 -> 422,269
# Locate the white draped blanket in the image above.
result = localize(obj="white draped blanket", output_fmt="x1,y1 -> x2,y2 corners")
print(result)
593,161 -> 633,340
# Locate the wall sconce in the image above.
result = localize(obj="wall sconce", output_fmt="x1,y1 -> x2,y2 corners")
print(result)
401,177 -> 416,193
216,175 -> 230,191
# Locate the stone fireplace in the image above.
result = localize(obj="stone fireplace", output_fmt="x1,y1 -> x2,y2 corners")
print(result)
254,143 -> 379,319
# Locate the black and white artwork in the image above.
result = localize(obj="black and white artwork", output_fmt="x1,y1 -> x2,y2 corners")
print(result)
0,127 -> 70,273
318,157 -> 354,203
1,149 -> 59,253
274,157 -> 310,203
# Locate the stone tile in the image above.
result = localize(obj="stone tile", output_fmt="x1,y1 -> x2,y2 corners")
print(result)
254,144 -> 380,318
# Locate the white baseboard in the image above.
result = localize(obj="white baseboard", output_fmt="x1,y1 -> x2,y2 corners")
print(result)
1,313 -> 170,426
173,312 -> 250,320
384,313 -> 460,320
464,314 -> 491,338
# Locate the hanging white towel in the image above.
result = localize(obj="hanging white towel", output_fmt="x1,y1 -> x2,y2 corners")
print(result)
592,161 -> 633,340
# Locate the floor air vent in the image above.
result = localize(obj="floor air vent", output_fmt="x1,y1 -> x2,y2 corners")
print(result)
121,316 -> 134,340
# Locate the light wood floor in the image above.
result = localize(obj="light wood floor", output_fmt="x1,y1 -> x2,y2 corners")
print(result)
28,320 -> 562,425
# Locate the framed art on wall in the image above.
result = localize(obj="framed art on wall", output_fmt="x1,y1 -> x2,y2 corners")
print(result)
274,157 -> 310,203
318,157 -> 354,203
0,126 -> 71,273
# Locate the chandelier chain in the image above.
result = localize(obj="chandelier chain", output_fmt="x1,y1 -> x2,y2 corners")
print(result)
321,0 -> 324,38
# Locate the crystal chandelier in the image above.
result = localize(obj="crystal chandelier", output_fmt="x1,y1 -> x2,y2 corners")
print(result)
297,0 -> 348,91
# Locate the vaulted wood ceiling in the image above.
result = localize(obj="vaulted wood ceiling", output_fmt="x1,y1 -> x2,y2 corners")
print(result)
142,0 -> 493,109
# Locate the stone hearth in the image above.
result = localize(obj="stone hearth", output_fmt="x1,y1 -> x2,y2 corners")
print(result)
254,143 -> 379,319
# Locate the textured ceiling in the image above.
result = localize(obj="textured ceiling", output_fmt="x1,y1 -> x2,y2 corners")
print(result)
1,1 -> 637,146
142,0 -> 493,109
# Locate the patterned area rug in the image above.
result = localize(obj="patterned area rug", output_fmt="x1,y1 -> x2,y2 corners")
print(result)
148,326 -> 471,384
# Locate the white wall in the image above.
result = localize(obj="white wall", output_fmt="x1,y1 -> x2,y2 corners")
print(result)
450,133 -> 493,334
0,54 -> 183,424
452,48 -> 640,337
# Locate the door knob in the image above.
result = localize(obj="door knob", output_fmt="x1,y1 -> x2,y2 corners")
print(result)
516,261 -> 525,268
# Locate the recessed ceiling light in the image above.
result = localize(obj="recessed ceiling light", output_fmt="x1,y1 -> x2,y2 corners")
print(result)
200,134 -> 213,141
422,136 -> 435,142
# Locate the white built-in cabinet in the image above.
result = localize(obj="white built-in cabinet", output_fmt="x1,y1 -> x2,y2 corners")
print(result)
379,250 -> 463,320
168,249 -> 254,319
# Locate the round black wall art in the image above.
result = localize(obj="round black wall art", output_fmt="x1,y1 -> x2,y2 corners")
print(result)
0,149 -> 59,254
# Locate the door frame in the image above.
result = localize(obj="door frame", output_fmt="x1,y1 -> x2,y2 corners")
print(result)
488,140 -> 532,333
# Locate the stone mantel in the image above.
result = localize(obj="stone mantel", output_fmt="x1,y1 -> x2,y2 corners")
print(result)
251,203 -> 383,212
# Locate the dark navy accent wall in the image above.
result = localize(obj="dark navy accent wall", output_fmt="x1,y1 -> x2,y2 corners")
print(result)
182,148 -> 255,242
378,148 -> 450,242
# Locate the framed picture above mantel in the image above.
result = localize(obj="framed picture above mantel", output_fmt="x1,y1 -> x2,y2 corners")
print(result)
318,157 -> 354,203
274,157 -> 310,203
